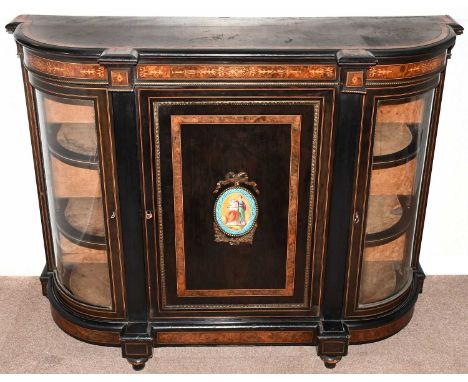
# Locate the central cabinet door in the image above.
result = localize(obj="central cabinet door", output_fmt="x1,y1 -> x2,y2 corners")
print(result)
138,88 -> 335,317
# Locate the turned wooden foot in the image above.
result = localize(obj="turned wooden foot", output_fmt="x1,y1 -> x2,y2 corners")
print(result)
128,357 -> 148,371
321,355 -> 342,369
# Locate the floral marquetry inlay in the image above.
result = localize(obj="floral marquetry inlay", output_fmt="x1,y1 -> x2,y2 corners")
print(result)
368,54 -> 446,81
24,51 -> 107,80
137,64 -> 337,81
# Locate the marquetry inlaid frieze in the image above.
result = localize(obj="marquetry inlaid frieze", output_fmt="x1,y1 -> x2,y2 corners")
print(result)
24,51 -> 107,80
367,54 -> 446,81
137,64 -> 337,81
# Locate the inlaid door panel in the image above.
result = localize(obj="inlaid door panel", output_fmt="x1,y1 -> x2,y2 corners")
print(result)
138,88 -> 335,317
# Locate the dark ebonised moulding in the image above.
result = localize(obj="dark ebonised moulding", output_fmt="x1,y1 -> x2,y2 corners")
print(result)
6,15 -> 462,370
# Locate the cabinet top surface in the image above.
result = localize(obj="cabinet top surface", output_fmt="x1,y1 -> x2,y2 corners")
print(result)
7,15 -> 462,57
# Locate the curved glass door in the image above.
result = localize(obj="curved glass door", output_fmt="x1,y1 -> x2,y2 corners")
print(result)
35,91 -> 111,308
359,90 -> 434,306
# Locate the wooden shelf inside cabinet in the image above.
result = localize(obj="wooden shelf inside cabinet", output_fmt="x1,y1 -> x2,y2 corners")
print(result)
360,260 -> 399,304
55,198 -> 106,250
359,259 -> 411,305
372,123 -> 419,169
57,233 -> 108,264
46,123 -> 99,169
365,194 -> 413,247
59,262 -> 112,308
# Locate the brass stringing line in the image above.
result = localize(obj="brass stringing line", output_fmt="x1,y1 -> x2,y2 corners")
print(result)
107,88 -> 134,92
136,81 -> 339,87
153,106 -> 167,307
365,76 -> 442,86
341,90 -> 367,95
162,303 -> 308,310
303,103 -> 320,306
154,100 -> 319,310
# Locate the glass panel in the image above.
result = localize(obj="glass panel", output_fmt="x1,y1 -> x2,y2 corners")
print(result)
359,91 -> 434,305
35,91 -> 111,308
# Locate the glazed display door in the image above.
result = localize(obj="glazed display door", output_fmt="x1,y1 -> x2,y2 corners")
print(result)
345,76 -> 442,317
138,88 -> 335,317
30,78 -> 126,319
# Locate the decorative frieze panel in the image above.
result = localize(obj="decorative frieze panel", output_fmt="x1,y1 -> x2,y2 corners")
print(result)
137,64 -> 337,81
24,51 -> 107,81
368,54 -> 446,81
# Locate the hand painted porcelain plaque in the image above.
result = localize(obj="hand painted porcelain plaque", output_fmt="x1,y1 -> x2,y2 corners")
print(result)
215,187 -> 257,235
213,172 -> 259,244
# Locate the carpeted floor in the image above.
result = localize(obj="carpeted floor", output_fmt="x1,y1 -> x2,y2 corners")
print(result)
0,275 -> 467,373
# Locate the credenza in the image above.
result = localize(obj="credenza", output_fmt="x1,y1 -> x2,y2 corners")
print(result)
6,15 -> 463,369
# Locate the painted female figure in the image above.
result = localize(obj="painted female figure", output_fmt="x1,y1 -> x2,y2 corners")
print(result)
238,195 -> 246,226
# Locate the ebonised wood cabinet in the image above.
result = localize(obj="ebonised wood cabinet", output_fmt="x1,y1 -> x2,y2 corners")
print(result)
6,15 -> 463,370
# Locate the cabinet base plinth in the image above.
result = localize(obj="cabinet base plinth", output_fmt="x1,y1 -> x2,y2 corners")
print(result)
44,269 -> 422,369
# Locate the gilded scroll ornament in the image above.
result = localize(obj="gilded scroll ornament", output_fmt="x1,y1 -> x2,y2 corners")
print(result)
213,171 -> 260,195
